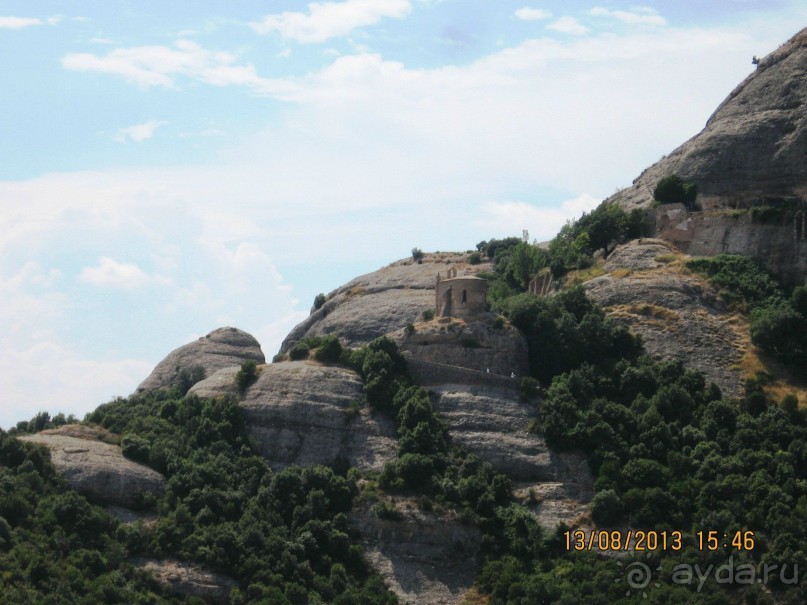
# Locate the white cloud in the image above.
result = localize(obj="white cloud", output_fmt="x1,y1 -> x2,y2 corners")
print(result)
0,341 -> 152,430
590,7 -> 667,27
115,119 -> 167,142
547,16 -> 589,36
0,15 -> 61,29
515,7 -> 552,22
476,195 -> 601,241
79,257 -> 156,289
249,0 -> 412,43
62,40 -> 293,94
0,16 -> 44,29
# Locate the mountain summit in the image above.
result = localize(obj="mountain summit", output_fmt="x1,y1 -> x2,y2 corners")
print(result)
614,26 -> 807,211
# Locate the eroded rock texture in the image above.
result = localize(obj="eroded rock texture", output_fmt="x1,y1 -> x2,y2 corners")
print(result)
18,425 -> 165,508
608,27 -> 807,283
280,253 -> 492,353
134,559 -> 236,604
586,239 -> 745,397
192,361 -> 397,472
137,327 -> 264,393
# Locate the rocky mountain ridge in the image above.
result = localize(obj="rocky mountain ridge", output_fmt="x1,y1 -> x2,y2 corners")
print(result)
609,26 -> 807,283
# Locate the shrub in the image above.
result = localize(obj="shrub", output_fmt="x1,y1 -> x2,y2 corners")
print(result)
313,335 -> 342,363
313,293 -> 326,311
289,342 -> 310,361
468,251 -> 482,265
421,309 -> 435,321
411,247 -> 424,262
520,377 -> 541,399
176,365 -> 206,395
374,500 -> 403,521
235,359 -> 259,392
120,434 -> 150,464
750,306 -> 807,364
653,174 -> 697,209
591,489 -> 623,526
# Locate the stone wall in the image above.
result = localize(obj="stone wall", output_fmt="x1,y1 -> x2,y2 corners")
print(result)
405,357 -> 519,391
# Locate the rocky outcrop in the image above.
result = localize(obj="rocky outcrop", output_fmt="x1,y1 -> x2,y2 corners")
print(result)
191,361 -> 397,471
136,327 -> 264,393
350,501 -> 481,605
428,384 -> 593,517
392,316 -> 529,377
134,559 -> 235,604
280,253 -> 491,353
613,27 -> 807,211
608,27 -> 807,283
585,239 -> 745,397
18,425 -> 165,508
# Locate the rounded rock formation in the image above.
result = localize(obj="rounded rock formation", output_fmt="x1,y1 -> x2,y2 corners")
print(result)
18,425 -> 165,508
136,327 -> 265,393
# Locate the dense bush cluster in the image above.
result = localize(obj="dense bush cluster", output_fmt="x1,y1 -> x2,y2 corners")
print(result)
654,174 -> 698,209
477,205 -> 646,299
0,431 -> 167,603
687,255 -> 807,368
493,286 -> 641,384
83,392 -> 398,604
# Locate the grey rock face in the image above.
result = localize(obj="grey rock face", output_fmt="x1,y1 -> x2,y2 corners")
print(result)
393,316 -> 529,377
280,254 -> 492,353
430,384 -> 592,487
586,240 -> 745,397
137,327 -> 264,393
608,27 -> 807,283
198,361 -> 397,471
18,426 -> 165,508
613,27 -> 807,212
134,559 -> 235,604
350,501 -> 482,605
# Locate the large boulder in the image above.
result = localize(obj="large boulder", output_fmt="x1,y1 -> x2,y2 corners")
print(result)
190,361 -> 397,471
136,327 -> 264,393
280,253 -> 491,353
18,425 -> 165,508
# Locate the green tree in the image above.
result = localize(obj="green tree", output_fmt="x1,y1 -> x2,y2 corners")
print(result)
653,174 -> 698,209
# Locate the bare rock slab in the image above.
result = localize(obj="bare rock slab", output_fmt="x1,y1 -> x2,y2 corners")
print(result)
137,327 -> 264,393
18,426 -> 165,508
351,502 -> 481,605
206,361 -> 398,471
134,558 -> 235,604
585,245 -> 745,397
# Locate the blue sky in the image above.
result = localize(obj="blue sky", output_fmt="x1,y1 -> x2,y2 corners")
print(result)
1,0 -> 805,428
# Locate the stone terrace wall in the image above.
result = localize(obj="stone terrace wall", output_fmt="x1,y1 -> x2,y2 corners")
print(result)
405,358 -> 519,391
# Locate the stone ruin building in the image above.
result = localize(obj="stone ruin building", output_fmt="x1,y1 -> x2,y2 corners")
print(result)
435,267 -> 488,318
